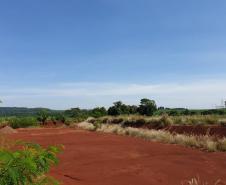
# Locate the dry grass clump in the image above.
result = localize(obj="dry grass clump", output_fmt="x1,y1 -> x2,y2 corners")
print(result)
0,135 -> 16,150
93,115 -> 173,128
90,114 -> 226,128
74,121 -> 95,131
181,176 -> 223,185
218,119 -> 226,127
91,124 -> 226,152
171,115 -> 221,126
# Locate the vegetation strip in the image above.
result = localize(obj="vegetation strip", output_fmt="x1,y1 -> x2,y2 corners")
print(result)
76,122 -> 226,152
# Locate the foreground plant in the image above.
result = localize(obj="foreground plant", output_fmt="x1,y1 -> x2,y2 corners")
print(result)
0,141 -> 63,185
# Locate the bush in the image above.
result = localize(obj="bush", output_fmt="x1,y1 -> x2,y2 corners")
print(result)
93,120 -> 102,130
101,117 -> 109,123
144,115 -> 172,128
90,107 -> 107,118
9,117 -> 38,129
110,117 -> 124,124
86,117 -> 96,124
158,114 -> 173,128
219,119 -> 226,127
123,118 -> 146,128
0,142 -> 63,185
0,117 -> 8,128
55,114 -> 66,123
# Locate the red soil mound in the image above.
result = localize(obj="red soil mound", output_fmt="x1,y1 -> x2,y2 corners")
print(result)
0,126 -> 17,134
166,125 -> 226,137
9,128 -> 226,185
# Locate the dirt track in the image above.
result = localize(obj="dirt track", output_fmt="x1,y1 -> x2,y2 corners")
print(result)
10,128 -> 226,185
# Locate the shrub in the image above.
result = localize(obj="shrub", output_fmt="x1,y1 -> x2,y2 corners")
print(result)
158,114 -> 173,128
75,121 -> 95,131
123,118 -> 146,128
0,118 -> 8,128
9,117 -> 38,129
181,176 -> 222,185
144,115 -> 172,128
0,142 -> 63,185
51,116 -> 57,124
101,117 -> 109,123
93,120 -> 102,130
63,117 -> 75,126
219,119 -> 226,127
55,114 -> 66,123
86,117 -> 96,124
110,117 -> 124,124
90,107 -> 107,118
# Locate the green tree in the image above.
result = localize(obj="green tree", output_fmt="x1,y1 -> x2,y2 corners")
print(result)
37,110 -> 49,125
108,101 -> 122,116
91,107 -> 107,118
128,105 -> 138,114
108,106 -> 120,116
55,113 -> 66,123
138,98 -> 157,116
108,101 -> 138,115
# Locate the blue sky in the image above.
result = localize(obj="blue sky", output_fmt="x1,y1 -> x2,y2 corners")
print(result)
0,0 -> 226,109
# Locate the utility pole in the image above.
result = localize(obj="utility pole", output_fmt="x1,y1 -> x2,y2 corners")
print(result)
0,100 -> 2,116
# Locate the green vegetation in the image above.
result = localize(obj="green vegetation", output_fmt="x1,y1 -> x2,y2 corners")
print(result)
0,107 -> 62,117
0,117 -> 38,129
0,139 -> 62,185
9,117 -> 38,129
65,107 -> 107,120
138,98 -> 157,116
0,98 -> 226,129
37,110 -> 50,125
63,99 -> 226,124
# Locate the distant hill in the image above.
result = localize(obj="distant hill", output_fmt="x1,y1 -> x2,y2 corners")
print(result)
0,107 -> 63,116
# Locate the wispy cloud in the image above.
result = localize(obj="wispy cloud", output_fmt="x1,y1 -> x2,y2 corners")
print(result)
0,79 -> 226,109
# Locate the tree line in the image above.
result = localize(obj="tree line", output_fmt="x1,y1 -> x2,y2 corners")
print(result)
1,98 -> 226,118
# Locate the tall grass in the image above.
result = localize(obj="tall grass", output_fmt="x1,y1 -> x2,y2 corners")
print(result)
76,122 -> 226,152
90,114 -> 226,127
0,117 -> 9,127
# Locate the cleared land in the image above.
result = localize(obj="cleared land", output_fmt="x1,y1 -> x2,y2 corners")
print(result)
9,128 -> 226,185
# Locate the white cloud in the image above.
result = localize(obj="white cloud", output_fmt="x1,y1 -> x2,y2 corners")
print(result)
0,79 -> 226,109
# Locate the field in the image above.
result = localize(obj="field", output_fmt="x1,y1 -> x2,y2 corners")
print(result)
1,112 -> 226,184
8,127 -> 226,185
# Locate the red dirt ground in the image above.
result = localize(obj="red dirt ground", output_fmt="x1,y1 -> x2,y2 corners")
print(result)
8,128 -> 226,185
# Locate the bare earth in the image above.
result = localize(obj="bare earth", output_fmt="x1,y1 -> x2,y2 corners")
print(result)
9,128 -> 226,185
